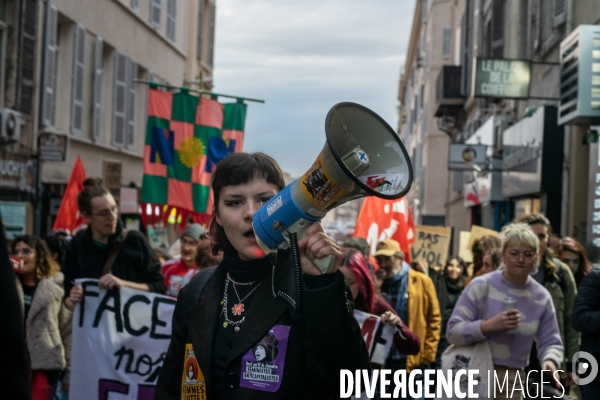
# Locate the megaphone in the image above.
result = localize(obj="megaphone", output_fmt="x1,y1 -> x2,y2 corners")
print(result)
252,102 -> 413,274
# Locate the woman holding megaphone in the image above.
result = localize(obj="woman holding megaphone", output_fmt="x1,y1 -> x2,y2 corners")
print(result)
156,152 -> 371,400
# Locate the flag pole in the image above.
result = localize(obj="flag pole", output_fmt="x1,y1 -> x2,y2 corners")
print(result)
133,79 -> 265,104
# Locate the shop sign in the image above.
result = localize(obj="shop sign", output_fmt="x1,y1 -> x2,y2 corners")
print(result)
0,201 -> 27,239
38,131 -> 68,161
0,151 -> 35,193
587,127 -> 600,249
473,58 -> 531,99
448,144 -> 487,171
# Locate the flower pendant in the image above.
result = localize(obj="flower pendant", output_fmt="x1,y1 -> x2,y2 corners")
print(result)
231,303 -> 245,316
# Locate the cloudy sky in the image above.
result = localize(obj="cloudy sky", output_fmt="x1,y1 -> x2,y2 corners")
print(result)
213,0 -> 417,178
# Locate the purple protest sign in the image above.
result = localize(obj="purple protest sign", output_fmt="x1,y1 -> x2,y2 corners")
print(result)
239,325 -> 290,392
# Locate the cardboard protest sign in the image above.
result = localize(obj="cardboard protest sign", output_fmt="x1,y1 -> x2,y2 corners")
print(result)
459,231 -> 473,264
70,279 -> 177,400
467,225 -> 499,250
409,225 -> 452,268
353,310 -> 395,368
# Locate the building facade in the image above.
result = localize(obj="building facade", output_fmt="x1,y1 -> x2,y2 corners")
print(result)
0,0 -> 216,235
399,0 -> 600,255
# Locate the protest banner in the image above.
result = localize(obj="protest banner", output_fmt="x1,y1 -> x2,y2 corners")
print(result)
69,279 -> 177,400
458,231 -> 473,264
354,309 -> 395,368
409,225 -> 452,268
467,225 -> 499,250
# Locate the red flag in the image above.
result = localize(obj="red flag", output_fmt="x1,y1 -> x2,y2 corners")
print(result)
353,197 -> 416,264
53,156 -> 87,234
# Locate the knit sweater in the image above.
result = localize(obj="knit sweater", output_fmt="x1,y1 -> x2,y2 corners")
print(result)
446,270 -> 563,369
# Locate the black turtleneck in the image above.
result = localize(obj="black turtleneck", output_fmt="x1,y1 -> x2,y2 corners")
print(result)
212,250 -> 272,397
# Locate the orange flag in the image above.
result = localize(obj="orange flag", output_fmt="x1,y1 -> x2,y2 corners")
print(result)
52,156 -> 87,234
353,197 -> 416,264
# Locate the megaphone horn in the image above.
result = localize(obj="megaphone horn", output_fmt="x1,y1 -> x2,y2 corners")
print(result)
253,102 -> 413,274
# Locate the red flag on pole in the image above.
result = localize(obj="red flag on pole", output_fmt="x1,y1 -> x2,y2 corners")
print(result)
52,155 -> 87,234
353,197 -> 416,264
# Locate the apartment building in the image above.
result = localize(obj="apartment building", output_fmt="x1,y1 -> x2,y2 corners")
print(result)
32,0 -> 216,234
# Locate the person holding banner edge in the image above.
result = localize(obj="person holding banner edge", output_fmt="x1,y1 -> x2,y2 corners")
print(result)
156,152 -> 370,400
63,178 -> 165,312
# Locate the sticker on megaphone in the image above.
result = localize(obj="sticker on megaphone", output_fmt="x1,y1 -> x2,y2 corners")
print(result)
299,153 -> 349,209
359,174 -> 404,195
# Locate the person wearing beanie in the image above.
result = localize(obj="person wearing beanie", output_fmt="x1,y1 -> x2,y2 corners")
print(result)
162,224 -> 208,296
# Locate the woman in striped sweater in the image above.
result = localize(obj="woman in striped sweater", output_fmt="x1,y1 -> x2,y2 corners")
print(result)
447,223 -> 564,400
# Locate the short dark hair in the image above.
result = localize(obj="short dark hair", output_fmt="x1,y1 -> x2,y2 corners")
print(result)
209,152 -> 285,254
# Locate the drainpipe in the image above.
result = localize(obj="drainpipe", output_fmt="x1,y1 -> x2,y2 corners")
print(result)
560,0 -> 573,237
34,0 -> 49,236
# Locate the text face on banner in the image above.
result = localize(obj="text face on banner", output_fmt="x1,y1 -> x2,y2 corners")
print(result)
354,309 -> 395,368
69,279 -> 176,400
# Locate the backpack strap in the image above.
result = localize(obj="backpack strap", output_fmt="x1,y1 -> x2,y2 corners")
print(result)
182,266 -> 216,312
100,230 -> 129,276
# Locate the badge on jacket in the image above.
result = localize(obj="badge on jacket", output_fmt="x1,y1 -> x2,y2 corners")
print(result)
239,325 -> 291,392
181,343 -> 206,399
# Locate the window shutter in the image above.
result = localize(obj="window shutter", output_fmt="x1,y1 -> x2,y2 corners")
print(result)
70,24 -> 86,136
421,0 -> 428,23
112,51 -> 128,147
150,0 -> 161,28
42,4 -> 57,127
130,0 -> 139,12
197,0 -> 205,61
208,1 -> 215,68
443,28 -> 451,59
491,0 -> 505,58
126,59 -> 138,150
91,36 -> 103,141
553,0 -> 566,28
18,0 -> 38,117
166,0 -> 176,41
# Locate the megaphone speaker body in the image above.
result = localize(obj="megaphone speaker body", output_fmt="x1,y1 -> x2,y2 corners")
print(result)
253,102 -> 413,273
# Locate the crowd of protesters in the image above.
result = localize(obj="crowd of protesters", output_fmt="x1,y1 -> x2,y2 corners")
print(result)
2,158 -> 600,399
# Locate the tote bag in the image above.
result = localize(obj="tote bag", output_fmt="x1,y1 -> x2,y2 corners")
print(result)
437,279 -> 493,400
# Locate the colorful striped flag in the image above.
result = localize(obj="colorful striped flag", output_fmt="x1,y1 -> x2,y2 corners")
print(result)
141,88 -> 246,222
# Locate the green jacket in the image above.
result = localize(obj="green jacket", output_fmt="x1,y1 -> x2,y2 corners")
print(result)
543,259 -> 579,370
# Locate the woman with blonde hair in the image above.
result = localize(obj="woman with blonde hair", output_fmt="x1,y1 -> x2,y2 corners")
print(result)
447,223 -> 563,399
12,235 -> 71,400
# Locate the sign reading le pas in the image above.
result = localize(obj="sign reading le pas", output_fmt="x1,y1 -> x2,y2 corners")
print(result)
473,58 -> 531,99
70,279 -> 176,400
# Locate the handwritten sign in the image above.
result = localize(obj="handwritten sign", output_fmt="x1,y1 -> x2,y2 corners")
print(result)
70,279 -> 176,400
409,225 -> 452,268
467,225 -> 499,251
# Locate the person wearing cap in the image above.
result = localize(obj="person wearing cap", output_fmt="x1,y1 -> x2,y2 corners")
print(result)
375,239 -> 441,379
162,224 -> 208,297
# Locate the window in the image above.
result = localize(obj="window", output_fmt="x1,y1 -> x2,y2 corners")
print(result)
112,51 -> 138,149
442,28 -> 451,59
42,4 -> 58,127
130,0 -> 139,12
422,0 -> 428,23
166,0 -> 176,42
491,0 -> 505,58
0,9 -> 6,107
70,24 -> 86,136
112,51 -> 128,147
197,0 -> 205,61
18,0 -> 38,116
150,0 -> 161,28
91,36 -> 103,141
207,1 -> 215,68
540,0 -> 554,46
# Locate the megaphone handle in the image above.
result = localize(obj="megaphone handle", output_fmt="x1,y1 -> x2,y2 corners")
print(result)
284,219 -> 337,274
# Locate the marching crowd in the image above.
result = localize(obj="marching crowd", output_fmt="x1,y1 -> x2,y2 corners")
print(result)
3,152 -> 600,400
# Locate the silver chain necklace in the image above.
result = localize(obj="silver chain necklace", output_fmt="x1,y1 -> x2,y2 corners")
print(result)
221,273 -> 262,332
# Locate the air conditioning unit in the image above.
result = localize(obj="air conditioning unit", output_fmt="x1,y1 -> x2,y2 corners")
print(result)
0,108 -> 22,143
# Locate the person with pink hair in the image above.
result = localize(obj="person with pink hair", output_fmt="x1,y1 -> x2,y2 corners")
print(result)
339,248 -> 420,356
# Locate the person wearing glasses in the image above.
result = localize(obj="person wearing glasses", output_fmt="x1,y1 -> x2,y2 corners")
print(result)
517,213 -> 578,389
447,223 -> 563,400
12,234 -> 71,399
162,223 -> 209,296
63,178 -> 165,312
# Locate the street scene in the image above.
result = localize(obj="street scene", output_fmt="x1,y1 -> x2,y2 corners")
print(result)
1,0 -> 600,399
